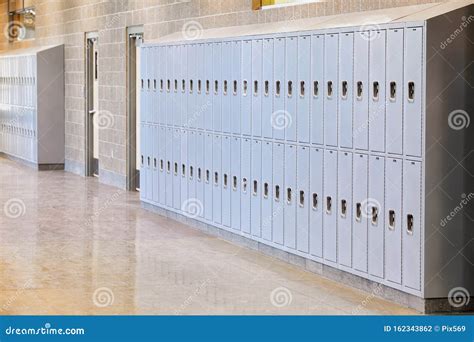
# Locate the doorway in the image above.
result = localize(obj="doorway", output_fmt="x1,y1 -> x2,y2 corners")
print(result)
126,27 -> 144,191
85,32 -> 99,177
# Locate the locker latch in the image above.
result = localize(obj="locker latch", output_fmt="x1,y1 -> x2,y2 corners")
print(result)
242,178 -> 248,193
182,164 -> 186,177
340,199 -> 347,218
253,81 -> 258,96
243,80 -> 248,96
356,203 -> 362,221
205,170 -> 210,183
407,214 -> 414,235
275,185 -> 280,201
327,81 -> 333,98
198,168 -> 202,182
408,82 -> 415,102
223,80 -> 228,95
253,180 -> 258,195
223,174 -> 228,188
389,210 -> 396,230
214,172 -> 219,186
263,183 -> 269,198
264,81 -> 269,96
300,81 -> 305,97
372,81 -> 379,101
174,162 -> 178,175
312,193 -> 318,210
313,81 -> 319,97
326,196 -> 332,214
299,191 -> 305,207
275,80 -> 281,97
371,206 -> 379,225
356,81 -> 363,99
160,159 -> 164,171
341,81 -> 348,99
189,166 -> 194,179
232,176 -> 237,191
389,82 -> 396,101
287,188 -> 292,204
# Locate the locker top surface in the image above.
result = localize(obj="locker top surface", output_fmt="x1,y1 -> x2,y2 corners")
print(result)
0,44 -> 64,57
145,1 -> 471,46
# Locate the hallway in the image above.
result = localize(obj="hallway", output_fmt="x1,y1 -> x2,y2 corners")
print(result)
0,158 -> 416,315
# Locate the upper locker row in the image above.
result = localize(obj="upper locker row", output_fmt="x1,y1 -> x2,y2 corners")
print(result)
140,26 -> 424,158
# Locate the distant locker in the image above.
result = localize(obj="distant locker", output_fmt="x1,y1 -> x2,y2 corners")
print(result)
251,139 -> 262,237
284,144 -> 297,249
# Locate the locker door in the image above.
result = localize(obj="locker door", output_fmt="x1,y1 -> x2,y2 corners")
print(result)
165,45 -> 173,126
213,134 -> 222,224
146,125 -> 153,201
204,133 -> 213,220
188,130 -> 196,204
368,155 -> 384,279
251,39 -> 263,137
153,125 -> 160,204
181,45 -> 188,128
196,132 -> 205,218
241,40 -> 252,136
385,157 -> 402,285
353,32 -> 369,151
324,33 -> 339,147
251,139 -> 262,237
338,151 -> 353,268
158,47 -> 164,125
231,41 -> 242,135
284,144 -> 297,249
285,36 -> 297,142
353,153 -> 368,273
222,42 -> 232,134
197,44 -> 205,130
403,160 -> 421,291
141,48 -> 148,124
404,27 -> 423,158
273,142 -> 285,245
297,35 -> 311,144
262,38 -> 274,139
339,32 -> 353,149
173,128 -> 181,210
311,34 -> 324,145
309,147 -> 323,258
222,135 -> 231,228
187,44 -> 195,129
323,149 -> 337,263
213,42 -> 222,132
159,126 -> 167,205
297,145 -> 310,253
273,37 -> 285,140
175,45 -> 183,127
386,28 -> 404,155
231,136 -> 241,230
139,123 -> 147,201
180,130 -> 188,207
241,138 -> 251,233
151,47 -> 158,125
204,42 -> 213,131
261,141 -> 273,241
165,128 -> 173,207
369,30 -> 386,152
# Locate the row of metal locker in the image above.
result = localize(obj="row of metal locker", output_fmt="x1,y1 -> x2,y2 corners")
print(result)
0,55 -> 37,107
140,26 -> 423,158
140,124 -> 422,294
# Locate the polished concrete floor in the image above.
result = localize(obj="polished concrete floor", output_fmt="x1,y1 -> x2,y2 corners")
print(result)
0,158 -> 416,315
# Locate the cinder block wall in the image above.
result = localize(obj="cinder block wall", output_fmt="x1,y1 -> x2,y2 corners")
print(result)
0,0 -> 442,188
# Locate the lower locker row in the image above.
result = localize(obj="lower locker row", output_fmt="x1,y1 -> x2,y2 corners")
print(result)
140,125 -> 422,295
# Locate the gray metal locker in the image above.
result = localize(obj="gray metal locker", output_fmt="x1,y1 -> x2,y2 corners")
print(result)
404,27 -> 423,158
323,149 -> 337,263
402,160 -> 421,291
353,32 -> 369,151
309,147 -> 323,258
337,151 -> 353,268
284,144 -> 297,249
205,42 -> 213,131
146,124 -> 153,202
353,153 -> 368,273
311,35 -> 324,146
338,32 -> 353,149
187,130 -> 196,204
165,45 -> 173,126
241,40 -> 252,136
262,38 -> 274,139
231,41 -> 242,135
176,45 -> 184,127
196,132 -> 205,218
251,139 -> 262,237
212,134 -> 222,224
165,127 -> 173,207
141,48 -> 148,124
197,44 -> 205,130
222,42 -> 232,134
241,138 -> 252,233
386,28 -> 404,155
173,128 -> 181,210
251,39 -> 263,137
204,133 -> 213,221
222,135 -> 231,228
297,145 -> 310,253
261,141 -> 273,241
369,30 -> 386,152
140,123 -> 147,201
151,47 -> 159,125
368,155 -> 384,279
285,36 -> 297,142
180,130 -> 188,207
187,44 -> 195,129
213,42 -> 222,132
272,142 -> 285,245
158,46 -> 165,125
273,37 -> 285,141
159,126 -> 167,205
153,125 -> 160,204
297,35 -> 311,144
231,136 -> 241,230
385,157 -> 402,285
324,33 -> 338,147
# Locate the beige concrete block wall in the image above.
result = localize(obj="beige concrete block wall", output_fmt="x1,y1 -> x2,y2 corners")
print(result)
0,0 -> 443,188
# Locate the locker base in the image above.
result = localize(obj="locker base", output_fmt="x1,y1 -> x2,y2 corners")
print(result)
142,201 -> 472,314
0,153 -> 64,171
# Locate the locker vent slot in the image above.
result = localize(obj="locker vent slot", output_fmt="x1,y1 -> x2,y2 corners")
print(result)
254,80 -> 258,96
287,188 -> 292,204
160,159 -> 164,171
174,79 -> 178,92
242,178 -> 248,193
206,80 -> 210,94
189,166 -> 194,179
390,81 -> 396,101
264,183 -> 269,198
182,164 -> 186,177
232,176 -> 237,190
341,199 -> 347,217
389,210 -> 395,230
223,80 -> 228,95
167,161 -> 171,173
275,80 -> 281,96
214,80 -> 219,95
275,185 -> 280,201
198,168 -> 202,181
264,81 -> 269,96
408,82 -> 415,101
312,193 -> 318,210
371,206 -> 379,225
182,79 -> 186,93
326,196 -> 332,214
253,180 -> 258,195
299,191 -> 305,207
300,81 -> 305,97
223,174 -> 228,188
214,172 -> 219,185
198,80 -> 202,93
189,79 -> 193,93
341,81 -> 348,99
357,81 -> 363,99
356,202 -> 361,221
327,81 -> 333,98
233,80 -> 237,95
174,162 -> 178,175
206,170 -> 210,183
407,214 -> 414,234
372,81 -> 379,100
287,81 -> 293,97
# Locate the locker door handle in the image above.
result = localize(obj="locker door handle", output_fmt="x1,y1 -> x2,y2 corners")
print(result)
253,81 -> 258,96
253,180 -> 258,196
182,164 -> 186,177
160,159 -> 164,171
189,166 -> 194,179
355,202 -> 362,221
198,168 -> 202,181
326,196 -> 332,214
214,172 -> 219,186
389,82 -> 396,101
153,158 -> 157,168
286,188 -> 292,204
287,81 -> 293,97
356,81 -> 363,99
206,170 -> 210,183
312,193 -> 318,210
372,81 -> 380,101
242,80 -> 248,96
189,79 -> 194,93
299,191 -> 305,207
223,174 -> 228,188
371,206 -> 379,225
340,199 -> 347,218
223,80 -> 228,95
263,183 -> 269,198
264,81 -> 269,96
341,81 -> 348,99
232,176 -> 237,190
242,178 -> 248,193
275,185 -> 280,201
406,214 -> 414,235
327,81 -> 333,98
275,80 -> 281,97
147,157 -> 150,166
408,82 -> 415,102
167,161 -> 171,173
388,210 -> 395,230
313,81 -> 319,97
88,110 -> 96,115
299,81 -> 305,97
